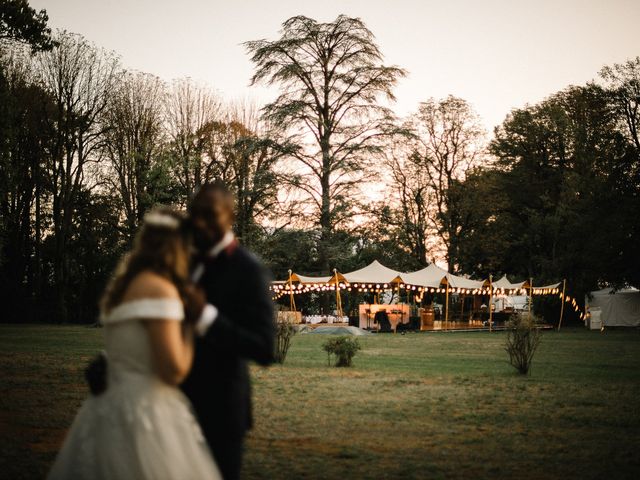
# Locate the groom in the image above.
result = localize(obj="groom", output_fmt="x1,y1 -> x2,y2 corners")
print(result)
183,181 -> 275,480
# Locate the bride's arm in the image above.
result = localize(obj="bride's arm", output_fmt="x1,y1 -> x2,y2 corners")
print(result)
145,319 -> 194,385
125,272 -> 195,386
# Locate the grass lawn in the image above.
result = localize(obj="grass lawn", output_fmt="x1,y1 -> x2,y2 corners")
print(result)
1,325 -> 639,479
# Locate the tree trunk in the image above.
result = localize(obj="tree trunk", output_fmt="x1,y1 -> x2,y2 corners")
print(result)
33,158 -> 42,301
319,166 -> 331,272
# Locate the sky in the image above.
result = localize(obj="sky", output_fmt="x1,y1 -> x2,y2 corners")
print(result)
31,0 -> 640,131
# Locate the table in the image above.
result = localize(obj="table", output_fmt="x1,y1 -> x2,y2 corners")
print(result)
358,304 -> 410,331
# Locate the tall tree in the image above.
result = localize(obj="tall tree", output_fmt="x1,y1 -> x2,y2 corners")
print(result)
0,0 -> 55,52
449,167 -> 511,278
600,56 -> 640,152
403,96 -> 485,270
0,46 -> 54,321
598,58 -> 640,287
0,0 -> 55,321
458,83 -> 638,306
37,31 -> 120,321
102,71 -> 167,238
245,15 -> 405,271
215,104 -> 295,246
165,78 -> 221,198
379,136 -> 438,266
66,188 -> 125,323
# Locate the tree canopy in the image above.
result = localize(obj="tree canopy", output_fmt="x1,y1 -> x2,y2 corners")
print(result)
1,11 -> 638,323
245,15 -> 406,272
0,0 -> 55,51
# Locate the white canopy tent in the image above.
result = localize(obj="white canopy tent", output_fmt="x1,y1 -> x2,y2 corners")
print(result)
271,260 -> 571,325
293,274 -> 333,284
340,260 -> 403,285
445,272 -> 486,290
271,274 -> 333,285
493,275 -> 528,291
273,261 -> 564,297
400,264 -> 447,288
401,264 -> 486,290
404,264 -> 486,327
586,288 -> 640,327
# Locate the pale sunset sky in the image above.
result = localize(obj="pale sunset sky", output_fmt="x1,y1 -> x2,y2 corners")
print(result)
30,0 -> 640,132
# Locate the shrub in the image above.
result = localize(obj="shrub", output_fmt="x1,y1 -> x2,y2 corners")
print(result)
505,313 -> 542,375
274,320 -> 296,364
322,336 -> 361,367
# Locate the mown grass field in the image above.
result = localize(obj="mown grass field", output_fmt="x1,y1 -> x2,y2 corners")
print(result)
1,325 -> 639,480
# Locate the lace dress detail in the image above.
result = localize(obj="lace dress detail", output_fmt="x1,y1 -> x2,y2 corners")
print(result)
47,298 -> 220,480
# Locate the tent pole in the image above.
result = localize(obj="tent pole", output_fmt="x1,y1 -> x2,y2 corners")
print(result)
557,279 -> 567,331
488,274 -> 493,332
395,283 -> 399,334
528,277 -> 533,318
445,283 -> 449,331
334,268 -> 343,318
288,269 -> 296,312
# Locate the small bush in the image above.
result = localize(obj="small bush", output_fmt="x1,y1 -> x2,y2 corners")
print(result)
322,336 -> 361,367
274,320 -> 296,364
505,313 -> 542,375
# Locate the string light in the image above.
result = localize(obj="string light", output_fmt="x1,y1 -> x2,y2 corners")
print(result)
272,271 -> 584,316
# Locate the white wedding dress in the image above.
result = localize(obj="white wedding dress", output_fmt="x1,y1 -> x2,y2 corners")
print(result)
48,298 -> 221,480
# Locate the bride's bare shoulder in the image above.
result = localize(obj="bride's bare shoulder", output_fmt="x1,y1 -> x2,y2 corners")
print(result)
123,271 -> 180,301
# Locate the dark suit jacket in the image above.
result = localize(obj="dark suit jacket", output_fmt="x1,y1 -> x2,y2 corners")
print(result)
181,241 -> 275,443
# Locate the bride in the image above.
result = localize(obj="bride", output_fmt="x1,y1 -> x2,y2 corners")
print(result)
48,208 -> 221,480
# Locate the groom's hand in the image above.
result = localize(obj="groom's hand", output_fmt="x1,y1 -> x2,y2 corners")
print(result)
183,284 -> 207,325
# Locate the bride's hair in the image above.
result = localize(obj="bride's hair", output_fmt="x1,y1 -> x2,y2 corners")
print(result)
100,207 -> 190,313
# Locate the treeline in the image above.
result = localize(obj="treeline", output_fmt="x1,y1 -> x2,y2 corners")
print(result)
0,34 -> 298,322
1,4 -> 638,323
380,78 -> 640,302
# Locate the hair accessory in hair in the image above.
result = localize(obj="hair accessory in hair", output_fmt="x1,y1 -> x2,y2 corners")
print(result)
143,212 -> 180,229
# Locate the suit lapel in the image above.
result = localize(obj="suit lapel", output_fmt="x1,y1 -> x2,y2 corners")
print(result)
196,239 -> 239,284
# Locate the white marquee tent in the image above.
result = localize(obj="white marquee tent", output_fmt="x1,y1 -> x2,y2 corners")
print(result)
586,288 -> 640,327
401,263 -> 486,290
401,264 -> 448,288
493,275 -> 528,291
275,260 -> 562,295
340,260 -> 402,285
272,260 -> 573,325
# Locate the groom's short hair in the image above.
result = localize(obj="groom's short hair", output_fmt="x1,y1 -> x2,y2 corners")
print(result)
193,180 -> 231,199
189,181 -> 236,218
